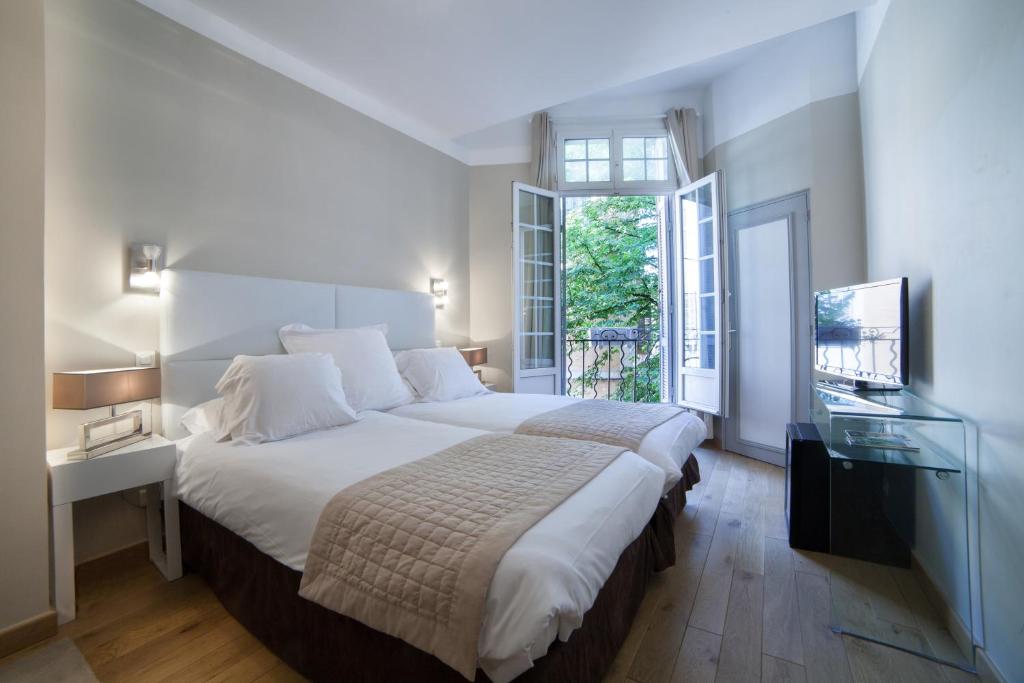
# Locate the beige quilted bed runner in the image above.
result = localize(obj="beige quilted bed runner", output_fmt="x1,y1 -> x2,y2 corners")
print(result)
298,433 -> 626,680
515,399 -> 682,452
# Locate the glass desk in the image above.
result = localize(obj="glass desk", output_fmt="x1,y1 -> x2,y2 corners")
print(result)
811,383 -> 974,671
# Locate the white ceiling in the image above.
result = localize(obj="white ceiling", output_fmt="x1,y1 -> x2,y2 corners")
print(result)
138,0 -> 874,163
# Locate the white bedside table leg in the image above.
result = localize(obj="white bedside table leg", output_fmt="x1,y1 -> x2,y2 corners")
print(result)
162,478 -> 182,580
53,502 -> 76,624
146,480 -> 182,581
145,483 -> 162,566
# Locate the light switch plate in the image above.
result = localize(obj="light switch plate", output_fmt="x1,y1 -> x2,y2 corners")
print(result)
135,350 -> 157,367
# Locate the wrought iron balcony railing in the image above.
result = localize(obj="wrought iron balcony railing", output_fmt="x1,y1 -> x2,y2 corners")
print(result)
564,326 -> 661,403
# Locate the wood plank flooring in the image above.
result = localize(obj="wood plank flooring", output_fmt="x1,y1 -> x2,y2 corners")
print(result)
609,447 -> 978,683
0,445 -> 977,682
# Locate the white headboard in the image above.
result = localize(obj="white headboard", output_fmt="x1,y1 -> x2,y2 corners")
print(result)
159,269 -> 436,439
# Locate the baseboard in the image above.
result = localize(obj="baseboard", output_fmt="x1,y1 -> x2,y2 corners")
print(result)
975,648 -> 1008,683
0,610 -> 57,659
75,537 -> 147,567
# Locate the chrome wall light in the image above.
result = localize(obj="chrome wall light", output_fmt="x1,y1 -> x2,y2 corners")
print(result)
129,244 -> 164,291
430,277 -> 449,309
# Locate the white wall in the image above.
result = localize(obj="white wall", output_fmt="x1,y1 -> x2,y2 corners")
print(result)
468,164 -> 531,391
854,0 -> 891,82
858,1 -> 1024,679
0,0 -> 51,636
703,14 -> 859,152
703,94 -> 867,293
45,0 -> 471,563
701,13 -> 866,292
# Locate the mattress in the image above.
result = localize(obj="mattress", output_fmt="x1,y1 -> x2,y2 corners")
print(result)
174,412 -> 663,683
387,393 -> 708,494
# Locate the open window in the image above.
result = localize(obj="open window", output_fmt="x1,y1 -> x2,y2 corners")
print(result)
672,171 -> 729,415
512,182 -> 562,394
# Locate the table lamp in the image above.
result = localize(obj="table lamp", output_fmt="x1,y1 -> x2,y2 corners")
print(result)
458,347 -> 488,381
52,367 -> 161,460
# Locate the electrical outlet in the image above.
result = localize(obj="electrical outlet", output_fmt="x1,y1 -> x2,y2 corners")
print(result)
135,350 -> 157,367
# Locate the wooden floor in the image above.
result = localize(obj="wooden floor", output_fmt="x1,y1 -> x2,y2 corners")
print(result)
606,446 -> 977,683
1,446 -> 978,682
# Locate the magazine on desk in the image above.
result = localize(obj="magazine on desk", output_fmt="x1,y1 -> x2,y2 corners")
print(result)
844,430 -> 920,451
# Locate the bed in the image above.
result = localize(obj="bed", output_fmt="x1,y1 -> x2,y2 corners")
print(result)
388,392 -> 706,514
159,269 -> 692,681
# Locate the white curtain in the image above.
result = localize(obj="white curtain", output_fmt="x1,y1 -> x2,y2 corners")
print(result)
529,112 -> 557,190
666,107 -> 701,186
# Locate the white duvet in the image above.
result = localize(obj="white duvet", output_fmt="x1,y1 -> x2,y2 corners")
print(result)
388,393 -> 707,494
175,411 -> 663,683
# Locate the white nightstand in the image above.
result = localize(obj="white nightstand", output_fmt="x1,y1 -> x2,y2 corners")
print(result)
47,435 -> 182,624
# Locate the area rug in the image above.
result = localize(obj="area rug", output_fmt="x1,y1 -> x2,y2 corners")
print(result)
0,639 -> 98,683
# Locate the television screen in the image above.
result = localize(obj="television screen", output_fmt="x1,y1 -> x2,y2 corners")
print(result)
814,278 -> 909,386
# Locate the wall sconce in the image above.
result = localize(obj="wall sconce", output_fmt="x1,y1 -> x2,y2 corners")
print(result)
431,277 -> 449,309
129,244 -> 164,291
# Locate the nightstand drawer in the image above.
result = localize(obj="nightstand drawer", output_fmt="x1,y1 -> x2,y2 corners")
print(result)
47,436 -> 175,506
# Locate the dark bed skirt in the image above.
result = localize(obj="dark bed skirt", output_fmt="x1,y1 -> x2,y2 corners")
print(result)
650,452 -> 703,565
178,451 -> 701,682
666,452 -> 702,519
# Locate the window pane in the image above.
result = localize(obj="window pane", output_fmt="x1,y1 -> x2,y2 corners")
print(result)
522,302 -> 554,333
646,136 -> 667,158
518,190 -> 535,224
565,139 -> 586,160
622,160 -> 645,181
565,161 -> 587,183
701,334 -> 716,370
700,295 -> 715,332
698,221 -> 713,258
522,334 -> 555,369
536,195 -> 553,228
587,138 -> 609,159
622,137 -> 644,159
522,227 -> 538,260
588,160 -> 610,182
698,183 -> 712,219
536,227 -> 554,262
646,159 -> 667,181
522,262 -> 554,298
699,258 -> 714,294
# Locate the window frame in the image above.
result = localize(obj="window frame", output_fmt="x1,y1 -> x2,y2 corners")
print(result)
556,128 -> 614,192
556,123 -> 677,194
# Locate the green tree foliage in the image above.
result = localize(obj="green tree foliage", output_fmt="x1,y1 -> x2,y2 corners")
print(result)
564,196 -> 662,402
564,195 -> 660,333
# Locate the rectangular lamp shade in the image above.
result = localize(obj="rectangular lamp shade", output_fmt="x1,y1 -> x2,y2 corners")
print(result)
52,367 -> 161,410
459,347 -> 488,367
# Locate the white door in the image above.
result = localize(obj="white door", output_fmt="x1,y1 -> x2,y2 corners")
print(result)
672,171 -> 729,415
723,193 -> 811,465
512,182 -> 561,394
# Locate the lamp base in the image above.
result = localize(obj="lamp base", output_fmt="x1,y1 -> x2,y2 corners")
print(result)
70,409 -> 148,460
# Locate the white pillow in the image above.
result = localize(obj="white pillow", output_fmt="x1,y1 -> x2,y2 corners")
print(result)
395,347 -> 488,403
214,353 -> 359,445
278,324 -> 413,412
180,397 -> 224,435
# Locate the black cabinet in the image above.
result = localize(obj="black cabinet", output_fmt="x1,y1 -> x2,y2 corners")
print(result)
785,423 -> 830,552
785,422 -> 913,567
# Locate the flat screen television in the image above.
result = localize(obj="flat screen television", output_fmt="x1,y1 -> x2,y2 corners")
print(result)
814,278 -> 909,388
